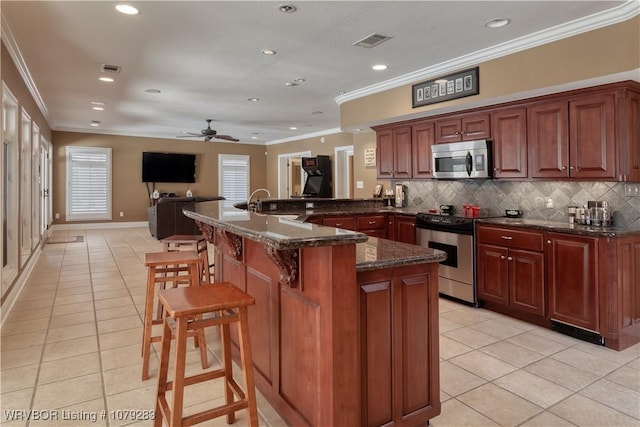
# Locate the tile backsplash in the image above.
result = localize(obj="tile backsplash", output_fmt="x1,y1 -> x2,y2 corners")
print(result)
398,180 -> 640,227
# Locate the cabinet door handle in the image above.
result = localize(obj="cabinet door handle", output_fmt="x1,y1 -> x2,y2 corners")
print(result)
561,166 -> 566,170
368,221 -> 376,225
569,166 -> 575,170
507,256 -> 513,261
500,255 -> 507,260
335,223 -> 343,226
547,240 -> 552,244
501,236 -> 513,240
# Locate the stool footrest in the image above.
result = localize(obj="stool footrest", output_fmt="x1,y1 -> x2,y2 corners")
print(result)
182,400 -> 249,427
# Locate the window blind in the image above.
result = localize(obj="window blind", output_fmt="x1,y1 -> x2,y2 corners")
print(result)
218,154 -> 250,202
66,146 -> 112,221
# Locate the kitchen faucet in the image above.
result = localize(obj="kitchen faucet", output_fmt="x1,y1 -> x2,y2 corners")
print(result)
247,188 -> 271,211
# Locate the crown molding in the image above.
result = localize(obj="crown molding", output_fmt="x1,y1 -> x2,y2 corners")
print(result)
1,11 -> 54,128
335,0 -> 640,106
265,127 -> 343,145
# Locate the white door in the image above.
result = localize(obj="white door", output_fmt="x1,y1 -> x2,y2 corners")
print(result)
277,150 -> 310,198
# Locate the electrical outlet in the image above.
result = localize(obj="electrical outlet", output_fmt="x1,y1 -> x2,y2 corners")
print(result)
545,197 -> 554,208
55,213 -> 59,219
356,181 -> 364,189
625,183 -> 640,197
119,211 -> 124,217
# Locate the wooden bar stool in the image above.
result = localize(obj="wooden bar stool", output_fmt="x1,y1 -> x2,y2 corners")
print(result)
160,234 -> 212,284
142,251 -> 208,381
154,282 -> 258,427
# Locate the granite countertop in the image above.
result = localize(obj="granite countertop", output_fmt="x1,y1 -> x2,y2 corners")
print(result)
356,236 -> 446,272
184,200 -> 369,250
184,200 -> 446,269
477,217 -> 640,237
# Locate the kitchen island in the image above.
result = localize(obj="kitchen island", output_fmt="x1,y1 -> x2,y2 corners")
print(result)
184,200 -> 446,427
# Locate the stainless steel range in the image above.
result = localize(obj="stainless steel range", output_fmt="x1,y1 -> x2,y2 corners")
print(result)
415,212 -> 482,306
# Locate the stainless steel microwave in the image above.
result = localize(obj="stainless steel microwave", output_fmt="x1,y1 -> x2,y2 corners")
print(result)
432,140 -> 492,179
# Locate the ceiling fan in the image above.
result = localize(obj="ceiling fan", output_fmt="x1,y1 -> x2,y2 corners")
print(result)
176,119 -> 239,142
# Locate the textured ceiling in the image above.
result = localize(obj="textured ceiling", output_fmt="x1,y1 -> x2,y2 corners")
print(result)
1,1 -> 634,144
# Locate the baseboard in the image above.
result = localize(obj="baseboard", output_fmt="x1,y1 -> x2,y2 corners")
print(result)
51,221 -> 148,231
1,245 -> 42,326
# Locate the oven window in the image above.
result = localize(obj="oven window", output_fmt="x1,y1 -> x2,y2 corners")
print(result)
427,241 -> 458,268
435,156 -> 468,173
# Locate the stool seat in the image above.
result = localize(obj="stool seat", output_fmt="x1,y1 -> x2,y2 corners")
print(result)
160,234 -> 212,284
155,283 -> 258,427
141,250 -> 207,381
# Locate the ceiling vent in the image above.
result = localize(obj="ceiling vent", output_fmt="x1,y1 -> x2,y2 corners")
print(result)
353,33 -> 392,49
101,64 -> 121,73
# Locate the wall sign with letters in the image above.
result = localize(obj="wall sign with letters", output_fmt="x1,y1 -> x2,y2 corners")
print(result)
412,67 -> 479,108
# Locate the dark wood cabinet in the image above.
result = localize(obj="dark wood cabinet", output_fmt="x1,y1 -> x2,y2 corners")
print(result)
477,226 -> 545,318
622,89 -> 640,181
435,113 -> 490,143
528,93 -> 615,179
412,121 -> 435,178
374,81 -> 639,183
376,125 -> 412,179
546,232 -> 598,332
358,265 -> 440,426
390,215 -> 416,244
569,93 -> 616,179
357,214 -> 388,239
527,101 -> 569,178
322,215 -> 357,231
491,107 -> 528,178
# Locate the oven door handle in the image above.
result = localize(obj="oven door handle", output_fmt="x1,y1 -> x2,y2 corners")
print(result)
465,151 -> 473,176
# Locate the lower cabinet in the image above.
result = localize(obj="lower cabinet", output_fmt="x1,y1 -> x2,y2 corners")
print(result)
477,226 -> 545,318
358,265 -> 440,426
545,232 -> 598,332
390,215 -> 416,244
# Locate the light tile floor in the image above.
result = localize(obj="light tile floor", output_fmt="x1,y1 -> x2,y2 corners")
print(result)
1,227 -> 639,427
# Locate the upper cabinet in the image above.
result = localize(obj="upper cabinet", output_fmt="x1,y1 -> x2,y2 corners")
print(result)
527,101 -> 569,178
435,112 -> 490,143
373,81 -> 640,182
376,125 -> 413,179
491,107 -> 528,179
412,121 -> 436,178
528,94 -> 616,179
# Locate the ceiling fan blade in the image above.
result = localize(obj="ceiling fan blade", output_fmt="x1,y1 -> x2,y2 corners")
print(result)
214,135 -> 240,142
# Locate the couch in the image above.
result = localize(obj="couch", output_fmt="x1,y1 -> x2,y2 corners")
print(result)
147,196 -> 224,240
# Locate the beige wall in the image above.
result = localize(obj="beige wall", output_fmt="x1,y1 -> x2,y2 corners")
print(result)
340,16 -> 640,129
2,44 -> 52,142
52,132 -> 267,223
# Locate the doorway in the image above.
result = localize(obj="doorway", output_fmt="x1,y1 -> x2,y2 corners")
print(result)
334,145 -> 354,198
277,150 -> 311,198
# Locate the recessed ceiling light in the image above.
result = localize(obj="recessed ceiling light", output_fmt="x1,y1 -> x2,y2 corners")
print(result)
247,97 -> 260,102
98,76 -> 114,83
90,121 -> 101,127
289,127 -> 298,130
262,49 -> 277,55
293,78 -> 306,83
311,111 -> 323,115
284,82 -> 299,87
115,4 -> 140,15
251,136 -> 258,140
279,4 -> 297,13
92,106 -> 105,111
485,18 -> 510,28
144,88 -> 161,93
90,101 -> 105,106
372,64 -> 388,71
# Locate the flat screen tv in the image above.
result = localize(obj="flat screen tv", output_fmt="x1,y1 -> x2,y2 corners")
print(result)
142,152 -> 196,183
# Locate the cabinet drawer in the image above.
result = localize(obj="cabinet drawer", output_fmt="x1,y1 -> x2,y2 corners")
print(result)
357,215 -> 386,230
477,226 -> 543,251
323,216 -> 357,230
